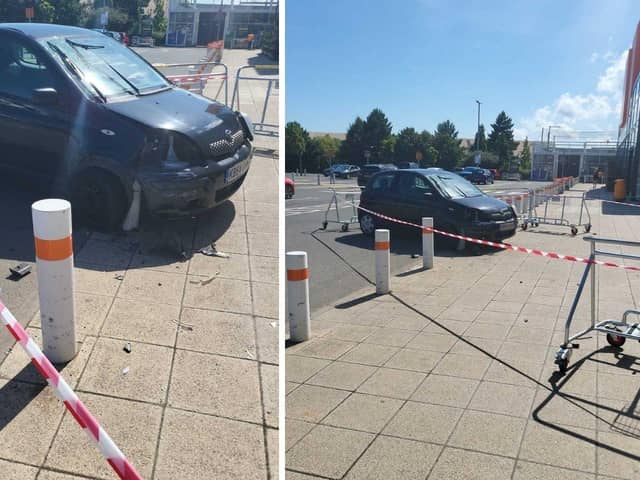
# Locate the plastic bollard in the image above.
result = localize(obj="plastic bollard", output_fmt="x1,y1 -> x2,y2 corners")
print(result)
287,251 -> 311,342
375,229 -> 390,294
422,217 -> 434,270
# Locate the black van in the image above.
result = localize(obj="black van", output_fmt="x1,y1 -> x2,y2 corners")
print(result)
358,168 -> 517,245
0,23 -> 254,230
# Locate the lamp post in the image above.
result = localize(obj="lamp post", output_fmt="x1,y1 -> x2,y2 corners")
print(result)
475,100 -> 481,152
547,125 -> 561,149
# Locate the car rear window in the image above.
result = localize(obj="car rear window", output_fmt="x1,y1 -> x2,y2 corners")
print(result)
361,165 -> 381,173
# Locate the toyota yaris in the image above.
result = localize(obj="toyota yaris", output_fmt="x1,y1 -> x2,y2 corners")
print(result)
0,23 -> 254,230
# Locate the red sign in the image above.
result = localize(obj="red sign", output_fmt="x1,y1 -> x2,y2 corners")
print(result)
25,7 -> 34,19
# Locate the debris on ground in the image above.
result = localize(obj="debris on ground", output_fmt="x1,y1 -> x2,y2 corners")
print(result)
114,274 -> 124,281
270,322 -> 277,328
122,366 -> 130,375
189,273 -> 219,286
123,342 -> 132,353
200,244 -> 230,258
246,349 -> 255,359
9,263 -> 31,279
411,253 -> 420,258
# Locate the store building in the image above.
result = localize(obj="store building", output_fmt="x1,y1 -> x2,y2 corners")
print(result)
617,21 -> 640,198
166,0 -> 277,48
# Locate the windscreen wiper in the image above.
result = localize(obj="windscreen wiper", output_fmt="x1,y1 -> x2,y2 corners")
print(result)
47,41 -> 107,103
105,63 -> 140,95
66,38 -> 105,50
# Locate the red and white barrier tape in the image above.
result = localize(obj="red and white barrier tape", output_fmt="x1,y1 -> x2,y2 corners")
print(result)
357,206 -> 640,272
0,301 -> 143,480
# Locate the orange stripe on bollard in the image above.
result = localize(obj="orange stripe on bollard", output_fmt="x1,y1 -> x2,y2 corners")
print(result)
34,236 -> 73,261
375,241 -> 390,250
287,268 -> 308,281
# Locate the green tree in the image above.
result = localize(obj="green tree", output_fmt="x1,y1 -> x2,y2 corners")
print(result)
302,137 -> 324,173
471,124 -> 487,152
518,137 -> 532,179
106,8 -> 130,32
363,108 -> 392,162
35,0 -> 56,23
315,135 -> 342,169
339,117 -> 367,165
152,0 -> 166,44
285,122 -> 307,173
433,120 -> 463,170
394,127 -> 421,163
487,111 -> 517,171
380,135 -> 396,161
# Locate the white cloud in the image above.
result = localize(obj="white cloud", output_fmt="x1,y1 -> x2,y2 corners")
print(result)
516,50 -> 628,139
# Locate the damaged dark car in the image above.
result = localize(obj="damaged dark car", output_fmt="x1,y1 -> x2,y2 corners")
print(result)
0,23 -> 253,230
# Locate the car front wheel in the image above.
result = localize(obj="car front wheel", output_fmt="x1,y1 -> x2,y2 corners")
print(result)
359,213 -> 376,235
71,170 -> 128,232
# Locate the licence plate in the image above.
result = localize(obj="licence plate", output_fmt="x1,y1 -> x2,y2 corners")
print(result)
224,160 -> 248,184
499,221 -> 515,232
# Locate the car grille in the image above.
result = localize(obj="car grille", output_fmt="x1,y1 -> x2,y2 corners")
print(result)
209,128 -> 245,159
484,208 -> 514,221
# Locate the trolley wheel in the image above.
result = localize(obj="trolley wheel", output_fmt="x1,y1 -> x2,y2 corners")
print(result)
570,226 -> 578,236
534,222 -> 539,227
606,332 -> 626,348
558,357 -> 569,373
321,221 -> 328,230
585,224 -> 592,233
341,223 -> 349,232
521,223 -> 528,231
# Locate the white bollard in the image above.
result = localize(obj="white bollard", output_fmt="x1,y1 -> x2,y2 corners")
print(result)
32,199 -> 76,363
422,217 -> 434,270
375,229 -> 390,294
317,174 -> 321,186
287,251 -> 310,342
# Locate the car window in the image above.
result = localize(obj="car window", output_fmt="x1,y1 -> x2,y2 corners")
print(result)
397,173 -> 433,198
0,38 -> 57,101
369,172 -> 395,192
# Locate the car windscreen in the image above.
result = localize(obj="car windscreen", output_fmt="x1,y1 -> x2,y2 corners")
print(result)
428,173 -> 484,199
41,35 -> 169,100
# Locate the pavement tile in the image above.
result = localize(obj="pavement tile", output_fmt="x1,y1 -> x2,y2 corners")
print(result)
286,425 -> 374,479
294,338 -> 357,360
101,297 -> 179,347
0,459 -> 38,479
513,461 -> 595,480
363,327 -> 418,347
475,310 -> 518,325
410,374 -> 479,408
383,401 -> 462,443
79,337 -> 172,404
497,340 -> 549,364
405,332 -> 457,352
286,419 -> 316,451
323,393 -> 404,433
267,427 -> 278,479
248,232 -> 278,257
255,316 -> 279,364
428,447 -> 515,480
428,318 -> 471,335
261,363 -> 278,428
169,349 -> 263,423
386,314 -> 432,331
286,355 -> 331,383
207,231 -> 248,255
486,300 -> 524,313
468,381 -> 536,417
597,371 -> 640,403
483,359 -> 544,387
449,337 -> 503,357
519,421 -> 596,472
597,431 -> 640,479
448,410 -> 527,457
46,393 -> 161,479
285,472 -> 325,480
286,381 -> 301,394
323,324 -> 378,342
252,281 -> 278,318
357,368 -> 426,399
75,238 -> 134,269
344,435 -> 441,480
0,381 -> 64,466
506,324 -> 554,345
246,214 -> 278,234
384,348 -> 444,372
286,384 -> 350,422
117,269 -> 185,306
464,321 -> 509,340
74,265 -> 124,297
128,251 -> 189,274
307,361 -> 377,391
249,254 -> 278,284
432,352 -> 491,380
29,471 -> 86,479
340,343 -> 399,366
31,292 -> 111,339
438,306 -> 481,322
154,408 -> 267,480
183,276 -> 252,314
188,252 -> 250,281
531,390 -> 598,430
176,307 -> 256,359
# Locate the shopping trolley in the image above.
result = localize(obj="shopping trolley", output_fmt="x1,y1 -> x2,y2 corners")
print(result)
321,188 -> 360,232
555,236 -> 640,373
522,191 -> 591,236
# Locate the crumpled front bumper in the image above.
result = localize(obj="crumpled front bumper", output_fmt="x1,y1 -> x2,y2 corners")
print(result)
138,142 -> 252,217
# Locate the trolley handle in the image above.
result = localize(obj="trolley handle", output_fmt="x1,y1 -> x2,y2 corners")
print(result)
584,236 -> 640,248
622,309 -> 640,323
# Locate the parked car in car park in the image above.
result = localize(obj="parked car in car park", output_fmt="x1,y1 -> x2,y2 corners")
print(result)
358,169 -> 517,247
285,176 -> 295,199
489,168 -> 500,180
0,23 -> 254,231
323,163 -> 347,176
457,166 -> 493,184
334,164 -> 360,179
357,163 -> 397,186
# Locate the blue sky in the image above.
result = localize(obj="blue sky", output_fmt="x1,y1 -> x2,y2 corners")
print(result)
285,0 -> 639,140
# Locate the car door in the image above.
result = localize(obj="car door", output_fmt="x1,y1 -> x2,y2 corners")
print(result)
362,171 -> 396,222
0,33 -> 73,188
390,172 -> 438,225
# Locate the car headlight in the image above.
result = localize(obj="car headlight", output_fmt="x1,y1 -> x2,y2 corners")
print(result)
141,130 -> 200,168
237,111 -> 254,141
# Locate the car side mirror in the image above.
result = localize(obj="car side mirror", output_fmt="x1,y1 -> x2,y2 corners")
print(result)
32,88 -> 59,106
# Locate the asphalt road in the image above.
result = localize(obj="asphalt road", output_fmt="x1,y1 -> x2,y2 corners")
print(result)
285,176 -> 552,312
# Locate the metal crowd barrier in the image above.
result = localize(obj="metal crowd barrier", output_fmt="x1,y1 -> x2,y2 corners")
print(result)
555,236 -> 640,372
154,61 -> 229,105
230,65 -> 279,136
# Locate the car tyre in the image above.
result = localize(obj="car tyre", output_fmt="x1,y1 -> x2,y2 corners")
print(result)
71,170 -> 127,232
359,213 -> 376,235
